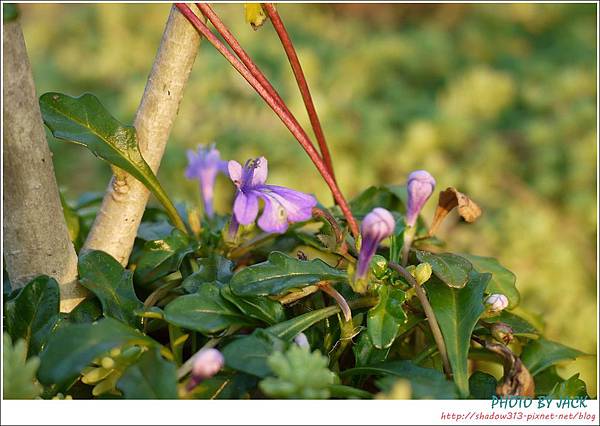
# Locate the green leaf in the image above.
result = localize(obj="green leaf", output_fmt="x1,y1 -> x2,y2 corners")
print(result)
222,329 -> 287,378
426,271 -> 490,397
133,229 -> 196,285
78,251 -> 144,328
469,372 -> 497,399
117,348 -> 177,399
68,298 -> 103,324
416,251 -> 473,289
343,360 -> 458,399
2,333 -> 42,399
349,185 -> 404,218
190,373 -> 258,399
520,338 -> 585,375
533,366 -> 564,396
459,253 -> 520,308
38,318 -> 157,389
163,283 -> 253,335
4,276 -> 61,357
181,255 -> 234,293
137,220 -> 175,241
230,251 -> 347,297
266,305 -> 340,341
221,285 -> 286,325
485,311 -> 539,337
60,192 -> 81,245
353,332 -> 391,368
367,286 -> 406,349
39,92 -> 184,231
548,373 -> 589,399
3,3 -> 19,22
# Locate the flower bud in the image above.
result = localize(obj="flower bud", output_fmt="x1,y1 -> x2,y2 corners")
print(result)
191,348 -> 225,382
491,322 -> 514,345
294,333 -> 310,349
412,262 -> 432,285
485,294 -> 509,313
356,208 -> 395,284
370,254 -> 389,279
406,170 -> 436,227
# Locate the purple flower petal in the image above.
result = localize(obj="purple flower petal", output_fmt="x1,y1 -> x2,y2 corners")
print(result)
257,193 -> 289,233
186,144 -> 227,218
259,185 -> 317,222
406,170 -> 436,227
228,160 -> 243,188
251,156 -> 268,186
233,191 -> 259,225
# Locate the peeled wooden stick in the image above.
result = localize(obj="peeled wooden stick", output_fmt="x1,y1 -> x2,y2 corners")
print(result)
3,19 -> 84,312
82,6 -> 201,265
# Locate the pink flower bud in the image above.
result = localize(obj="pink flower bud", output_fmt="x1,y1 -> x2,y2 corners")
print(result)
191,348 -> 224,383
406,170 -> 436,227
485,294 -> 509,312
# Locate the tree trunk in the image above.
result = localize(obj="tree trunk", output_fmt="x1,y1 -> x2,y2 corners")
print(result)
82,5 -> 201,266
2,19 -> 85,312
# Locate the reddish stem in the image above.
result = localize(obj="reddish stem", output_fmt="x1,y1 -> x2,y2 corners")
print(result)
175,3 -> 359,237
262,3 -> 336,182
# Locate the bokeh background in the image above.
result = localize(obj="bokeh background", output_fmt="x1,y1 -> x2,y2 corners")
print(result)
19,3 -> 597,394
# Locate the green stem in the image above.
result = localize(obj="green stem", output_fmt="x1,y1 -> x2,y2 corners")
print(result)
388,261 -> 452,378
401,226 -> 416,266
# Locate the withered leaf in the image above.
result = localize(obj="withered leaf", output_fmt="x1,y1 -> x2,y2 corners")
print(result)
481,340 -> 535,397
428,187 -> 482,236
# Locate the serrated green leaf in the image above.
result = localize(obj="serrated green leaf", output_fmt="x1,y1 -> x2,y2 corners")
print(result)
181,255 -> 234,293
222,330 -> 287,378
426,271 -> 490,397
133,229 -> 196,285
78,251 -> 144,328
4,276 -> 60,357
521,338 -> 585,375
343,360 -> 458,399
117,348 -> 177,399
367,286 -> 406,349
548,373 -> 589,399
230,251 -> 347,297
2,333 -> 42,399
163,283 -> 253,335
39,92 -> 184,231
38,318 -> 157,390
416,250 -> 473,288
485,311 -> 539,337
459,253 -> 520,308
221,285 -> 286,325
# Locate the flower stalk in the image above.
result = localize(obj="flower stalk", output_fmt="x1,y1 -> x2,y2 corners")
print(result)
175,3 -> 359,237
388,261 -> 452,378
262,3 -> 336,181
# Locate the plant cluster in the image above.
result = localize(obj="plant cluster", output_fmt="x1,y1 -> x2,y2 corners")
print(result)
3,3 -> 589,400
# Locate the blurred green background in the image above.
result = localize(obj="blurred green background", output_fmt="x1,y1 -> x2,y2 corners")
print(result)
19,3 -> 596,394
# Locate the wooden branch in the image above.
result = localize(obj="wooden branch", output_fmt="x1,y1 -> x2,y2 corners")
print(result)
82,5 -> 201,265
2,19 -> 85,312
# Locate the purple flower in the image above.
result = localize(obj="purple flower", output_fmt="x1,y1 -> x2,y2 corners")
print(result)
405,170 -> 436,227
186,144 -> 228,218
228,157 -> 317,234
356,207 -> 395,280
187,348 -> 225,390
